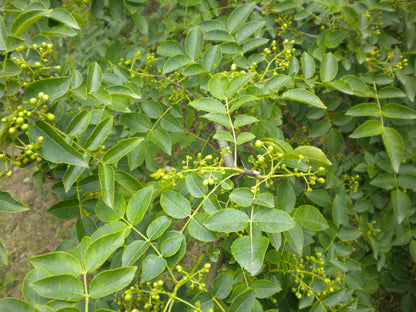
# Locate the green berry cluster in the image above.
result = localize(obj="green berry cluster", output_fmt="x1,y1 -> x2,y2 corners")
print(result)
290,252 -> 342,301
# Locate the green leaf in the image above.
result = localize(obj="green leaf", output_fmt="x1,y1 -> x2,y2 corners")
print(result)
236,21 -> 265,43
160,231 -> 184,256
327,128 -> 343,157
378,86 -> 406,98
162,55 -> 192,74
47,8 -> 80,29
121,113 -> 152,133
205,30 -> 234,42
230,188 -> 253,207
213,131 -> 233,142
212,273 -> 233,299
160,191 -> 191,219
29,121 -> 88,168
208,73 -> 228,99
227,2 -> 255,33
84,230 -> 126,272
203,113 -> 232,128
253,209 -> 295,233
324,30 -> 346,48
157,40 -> 185,57
115,170 -> 143,193
0,57 -> 20,77
308,119 -> 330,138
107,85 -> 140,99
87,62 -> 102,93
186,172 -> 207,198
225,72 -> 256,98
0,191 -> 29,213
229,289 -> 255,312
382,127 -> 403,173
0,16 -> 7,51
251,279 -> 281,298
281,89 -> 326,109
320,53 -> 338,82
148,129 -> 172,155
234,115 -> 259,127
284,224 -> 303,255
410,241 -> 416,264
293,146 -> 332,166
189,98 -> 226,114
253,192 -> 274,208
96,193 -> 125,222
203,45 -> 222,71
66,111 -> 91,138
31,275 -> 84,301
242,38 -> 269,53
346,103 -> 380,117
305,190 -> 331,208
99,164 -> 114,208
30,252 -> 82,277
183,63 -> 207,76
63,164 -> 86,193
122,240 -> 150,266
0,241 -> 7,265
277,179 -> 296,212
350,120 -> 382,139
236,132 -> 255,145
294,205 -> 329,231
11,10 -> 46,36
382,103 -> 416,119
126,185 -> 155,225
301,52 -> 315,79
370,174 -> 396,190
272,0 -> 298,12
23,269 -> 49,308
231,235 -> 269,275
89,267 -> 137,299
264,75 -> 290,93
103,137 -> 143,164
47,199 -> 79,219
147,216 -> 171,240
85,117 -> 113,151
25,76 -> 71,102
188,213 -> 217,242
185,26 -> 204,60
391,190 -> 410,224
128,140 -> 148,170
0,298 -> 32,312
141,255 -> 166,282
204,209 -> 249,232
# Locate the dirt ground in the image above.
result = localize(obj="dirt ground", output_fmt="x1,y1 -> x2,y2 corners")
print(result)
0,167 -> 74,298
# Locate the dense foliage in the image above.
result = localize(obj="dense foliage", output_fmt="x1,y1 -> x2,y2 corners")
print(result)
1,0 -> 416,311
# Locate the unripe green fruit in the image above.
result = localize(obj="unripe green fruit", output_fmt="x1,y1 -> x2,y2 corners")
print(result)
43,94 -> 49,102
34,61 -> 41,68
16,117 -> 24,125
6,171 -> 12,177
29,98 -> 37,105
38,92 -> 45,98
47,113 -> 55,121
124,293 -> 132,301
8,128 -> 15,134
254,140 -> 262,148
257,155 -> 264,163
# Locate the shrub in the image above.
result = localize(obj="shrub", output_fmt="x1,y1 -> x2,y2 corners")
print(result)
1,0 -> 416,311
